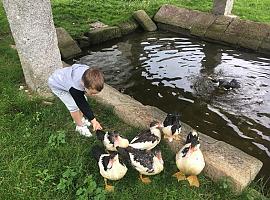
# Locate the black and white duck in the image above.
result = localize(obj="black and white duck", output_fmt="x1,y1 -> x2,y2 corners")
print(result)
162,113 -> 182,142
92,145 -> 128,192
209,77 -> 241,90
129,121 -> 163,150
117,146 -> 164,184
173,130 -> 205,187
96,130 -> 129,152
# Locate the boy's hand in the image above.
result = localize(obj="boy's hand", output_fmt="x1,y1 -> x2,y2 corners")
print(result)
91,118 -> 102,131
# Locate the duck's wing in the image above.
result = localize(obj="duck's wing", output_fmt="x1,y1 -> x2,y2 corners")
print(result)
131,130 -> 159,144
130,148 -> 154,172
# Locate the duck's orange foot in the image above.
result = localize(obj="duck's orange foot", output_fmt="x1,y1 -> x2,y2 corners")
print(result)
173,134 -> 181,141
139,174 -> 151,184
172,171 -> 186,181
187,175 -> 200,187
105,184 -> 114,192
164,135 -> 173,142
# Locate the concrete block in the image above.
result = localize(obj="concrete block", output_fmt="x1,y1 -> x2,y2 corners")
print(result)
191,12 -> 217,37
205,15 -> 234,41
56,27 -> 82,59
154,5 -> 201,31
86,26 -> 122,45
133,10 -> 157,32
118,20 -> 139,35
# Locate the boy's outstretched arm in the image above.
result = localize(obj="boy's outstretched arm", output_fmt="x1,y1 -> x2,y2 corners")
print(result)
69,87 -> 102,131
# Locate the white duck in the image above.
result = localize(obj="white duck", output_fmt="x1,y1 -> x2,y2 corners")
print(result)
92,145 -> 128,192
117,146 -> 164,184
129,121 -> 163,150
96,130 -> 129,152
173,130 -> 205,187
162,113 -> 182,142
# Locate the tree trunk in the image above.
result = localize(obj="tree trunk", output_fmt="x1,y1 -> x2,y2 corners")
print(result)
3,0 -> 62,97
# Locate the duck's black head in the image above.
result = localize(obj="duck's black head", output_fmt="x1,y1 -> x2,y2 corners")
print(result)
116,147 -> 131,165
96,130 -> 106,141
186,130 -> 199,146
150,121 -> 162,128
229,79 -> 240,88
108,131 -> 120,143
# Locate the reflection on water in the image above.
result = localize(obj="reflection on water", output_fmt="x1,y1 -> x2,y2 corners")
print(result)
79,31 -> 270,185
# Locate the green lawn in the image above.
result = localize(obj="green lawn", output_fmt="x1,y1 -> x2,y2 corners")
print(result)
1,0 -> 270,199
51,0 -> 270,37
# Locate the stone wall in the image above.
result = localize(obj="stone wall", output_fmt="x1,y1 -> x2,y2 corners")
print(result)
154,5 -> 270,55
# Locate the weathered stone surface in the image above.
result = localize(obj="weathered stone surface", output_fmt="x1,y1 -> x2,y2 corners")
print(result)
89,21 -> 108,30
205,15 -> 234,41
118,20 -> 139,35
92,83 -> 263,193
56,27 -> 82,59
238,21 -> 270,50
154,5 -> 201,31
191,13 -> 217,37
157,23 -> 190,36
220,18 -> 244,45
212,0 -> 234,15
86,26 -> 122,45
76,36 -> 90,49
133,10 -> 157,32
259,32 -> 270,54
3,0 -> 62,97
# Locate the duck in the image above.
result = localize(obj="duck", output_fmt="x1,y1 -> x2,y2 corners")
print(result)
92,145 -> 128,192
162,113 -> 182,142
96,130 -> 129,152
117,146 -> 164,184
208,77 -> 240,90
173,130 -> 205,187
129,121 -> 163,150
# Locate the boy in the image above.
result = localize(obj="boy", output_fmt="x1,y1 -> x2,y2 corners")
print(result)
48,63 -> 104,137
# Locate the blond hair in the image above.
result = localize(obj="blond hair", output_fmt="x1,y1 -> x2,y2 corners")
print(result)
82,67 -> 104,91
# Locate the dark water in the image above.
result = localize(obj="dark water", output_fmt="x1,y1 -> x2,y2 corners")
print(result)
78,31 -> 270,186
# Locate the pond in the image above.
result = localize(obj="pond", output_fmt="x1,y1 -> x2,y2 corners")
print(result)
76,31 -> 270,186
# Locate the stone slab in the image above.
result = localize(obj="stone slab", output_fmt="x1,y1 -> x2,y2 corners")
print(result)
154,5 -> 201,31
92,83 -> 263,192
157,23 -> 191,36
118,20 -> 139,35
86,26 -> 122,45
56,27 -> 82,59
191,12 -> 217,37
259,32 -> 270,55
205,15 -> 234,41
133,10 -> 157,32
220,18 -> 245,45
238,21 -> 270,50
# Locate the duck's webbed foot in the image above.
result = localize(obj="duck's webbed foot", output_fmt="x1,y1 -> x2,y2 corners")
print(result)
173,134 -> 181,141
187,175 -> 200,187
139,174 -> 151,184
172,171 -> 186,181
104,178 -> 114,192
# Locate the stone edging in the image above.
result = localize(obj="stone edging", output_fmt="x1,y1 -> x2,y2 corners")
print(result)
154,4 -> 270,55
92,83 -> 263,193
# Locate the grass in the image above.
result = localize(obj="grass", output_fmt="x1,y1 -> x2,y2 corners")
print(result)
1,0 -> 270,199
50,0 -> 270,37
